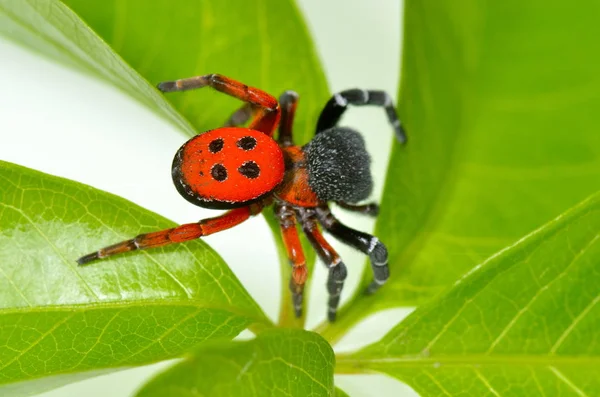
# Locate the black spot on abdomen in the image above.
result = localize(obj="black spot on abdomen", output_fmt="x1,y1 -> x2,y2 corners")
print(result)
237,136 -> 257,151
238,161 -> 260,179
208,138 -> 224,153
211,163 -> 228,181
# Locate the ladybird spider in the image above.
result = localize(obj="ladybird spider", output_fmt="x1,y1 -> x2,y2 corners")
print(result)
77,74 -> 406,321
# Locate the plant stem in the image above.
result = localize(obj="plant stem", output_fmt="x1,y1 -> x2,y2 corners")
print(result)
248,318 -> 275,335
333,354 -> 371,374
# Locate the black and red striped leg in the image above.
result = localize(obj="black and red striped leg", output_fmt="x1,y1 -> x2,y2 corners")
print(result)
336,201 -> 380,217
316,89 -> 406,143
157,74 -> 280,136
275,203 -> 307,317
77,204 -> 263,265
277,90 -> 299,147
299,208 -> 348,322
315,206 -> 389,294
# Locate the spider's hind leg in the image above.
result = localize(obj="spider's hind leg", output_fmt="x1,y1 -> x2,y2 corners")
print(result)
336,201 -> 380,217
275,203 -> 308,317
299,208 -> 348,322
316,206 -> 389,294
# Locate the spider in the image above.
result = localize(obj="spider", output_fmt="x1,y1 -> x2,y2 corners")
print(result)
77,74 -> 406,321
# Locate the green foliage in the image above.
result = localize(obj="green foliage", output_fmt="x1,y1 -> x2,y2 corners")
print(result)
61,0 -> 329,145
319,0 -> 600,341
335,387 -> 350,397
0,0 -> 599,396
0,0 -> 194,135
0,161 -> 269,396
338,192 -> 600,396
135,329 -> 335,397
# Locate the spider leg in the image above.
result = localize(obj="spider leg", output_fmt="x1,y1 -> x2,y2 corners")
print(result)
275,203 -> 307,317
315,206 -> 389,294
77,204 -> 262,266
336,201 -> 380,217
223,103 -> 256,127
157,74 -> 280,136
298,208 -> 348,322
277,90 -> 299,147
316,89 -> 406,143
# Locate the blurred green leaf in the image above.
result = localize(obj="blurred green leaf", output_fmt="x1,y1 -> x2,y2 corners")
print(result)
61,0 -> 329,145
0,0 -> 194,135
335,387 -> 350,397
135,329 -> 335,397
0,161 -> 269,396
319,0 -> 600,340
337,192 -> 600,396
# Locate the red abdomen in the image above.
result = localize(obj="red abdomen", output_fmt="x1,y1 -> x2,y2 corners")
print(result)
172,127 -> 285,209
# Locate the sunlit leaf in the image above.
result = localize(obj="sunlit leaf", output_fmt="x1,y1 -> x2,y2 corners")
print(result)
0,161 -> 270,396
337,192 -> 600,396
0,0 -> 194,135
319,0 -> 600,340
135,329 -> 335,397
61,0 -> 329,145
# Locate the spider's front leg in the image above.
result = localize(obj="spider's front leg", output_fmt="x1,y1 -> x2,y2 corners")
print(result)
77,204 -> 262,265
299,208 -> 348,322
277,90 -> 299,147
157,74 -> 280,136
275,203 -> 307,317
315,206 -> 389,294
316,88 -> 406,143
222,103 -> 256,127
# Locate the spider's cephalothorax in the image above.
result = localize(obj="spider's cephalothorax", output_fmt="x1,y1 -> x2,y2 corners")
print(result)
77,74 -> 406,321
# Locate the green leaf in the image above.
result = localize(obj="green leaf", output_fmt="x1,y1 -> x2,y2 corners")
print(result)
337,192 -> 600,396
61,0 -> 329,145
135,329 -> 335,397
335,387 -> 350,397
0,0 -> 194,136
0,161 -> 270,396
319,0 -> 600,340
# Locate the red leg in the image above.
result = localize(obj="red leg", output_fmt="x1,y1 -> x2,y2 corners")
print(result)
157,74 -> 280,137
299,208 -> 348,322
275,204 -> 307,317
277,90 -> 299,147
77,205 -> 261,265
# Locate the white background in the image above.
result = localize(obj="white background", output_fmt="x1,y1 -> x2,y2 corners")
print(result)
0,0 -> 418,395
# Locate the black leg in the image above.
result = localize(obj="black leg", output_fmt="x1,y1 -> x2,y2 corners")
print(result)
278,90 -> 299,147
316,89 -> 406,143
315,206 -> 389,294
298,208 -> 348,321
336,201 -> 380,217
